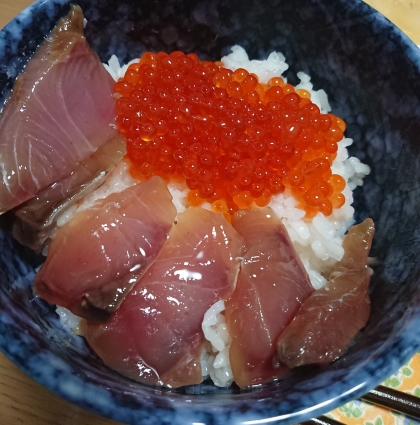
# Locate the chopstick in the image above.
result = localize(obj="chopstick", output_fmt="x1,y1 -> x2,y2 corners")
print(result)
360,385 -> 420,420
300,385 -> 420,425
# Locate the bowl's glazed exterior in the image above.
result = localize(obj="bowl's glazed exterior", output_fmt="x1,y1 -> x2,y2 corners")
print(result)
1,0 -> 420,424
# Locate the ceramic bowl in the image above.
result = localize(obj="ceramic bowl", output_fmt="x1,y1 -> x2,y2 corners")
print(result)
1,0 -> 420,424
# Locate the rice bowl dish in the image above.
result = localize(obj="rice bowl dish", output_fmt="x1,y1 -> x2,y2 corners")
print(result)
0,4 -> 373,390
1,0 -> 420,423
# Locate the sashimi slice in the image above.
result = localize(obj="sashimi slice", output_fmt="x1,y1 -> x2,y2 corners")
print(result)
225,208 -> 313,388
0,5 -> 117,213
85,208 -> 245,388
34,176 -> 177,321
11,135 -> 126,249
333,217 -> 375,272
276,218 -> 375,368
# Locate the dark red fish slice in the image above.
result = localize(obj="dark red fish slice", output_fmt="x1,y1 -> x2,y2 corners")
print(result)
276,218 -> 375,368
34,176 -> 177,321
334,217 -> 376,271
0,5 -> 117,213
225,208 -> 314,388
85,208 -> 245,388
11,135 -> 126,249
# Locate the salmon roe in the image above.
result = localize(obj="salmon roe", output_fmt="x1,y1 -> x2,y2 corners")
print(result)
115,51 -> 347,218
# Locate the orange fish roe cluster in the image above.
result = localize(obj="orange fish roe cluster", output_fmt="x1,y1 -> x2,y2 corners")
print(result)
115,51 -> 347,219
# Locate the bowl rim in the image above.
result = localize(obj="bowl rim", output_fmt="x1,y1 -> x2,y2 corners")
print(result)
1,0 -> 420,424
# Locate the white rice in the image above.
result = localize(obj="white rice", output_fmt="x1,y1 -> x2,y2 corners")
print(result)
55,46 -> 370,388
104,56 -> 141,82
56,306 -> 82,335
200,300 -> 233,387
220,45 -> 289,85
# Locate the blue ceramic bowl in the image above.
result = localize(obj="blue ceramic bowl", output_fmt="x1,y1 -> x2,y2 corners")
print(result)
1,0 -> 420,424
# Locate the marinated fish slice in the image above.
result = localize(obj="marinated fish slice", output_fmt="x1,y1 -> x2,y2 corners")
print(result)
85,208 -> 245,388
276,218 -> 375,368
0,5 -> 117,213
276,269 -> 371,367
225,208 -> 313,388
333,217 -> 375,271
11,135 -> 126,249
34,176 -> 177,321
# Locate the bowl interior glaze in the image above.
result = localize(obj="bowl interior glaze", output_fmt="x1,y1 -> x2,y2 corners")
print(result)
1,0 -> 420,424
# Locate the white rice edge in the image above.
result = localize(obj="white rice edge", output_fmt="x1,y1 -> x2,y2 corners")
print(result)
56,306 -> 82,335
201,300 -> 233,387
104,55 -> 140,82
221,46 -> 331,114
56,46 -> 371,388
220,45 -> 289,85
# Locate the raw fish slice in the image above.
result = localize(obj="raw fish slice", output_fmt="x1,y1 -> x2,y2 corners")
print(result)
0,5 -> 117,213
34,176 -> 177,321
85,208 -> 245,388
333,218 -> 375,271
11,135 -> 126,249
276,269 -> 371,367
276,218 -> 375,368
225,208 -> 313,388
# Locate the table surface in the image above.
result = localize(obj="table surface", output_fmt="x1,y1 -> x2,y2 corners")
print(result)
0,1 -> 420,425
